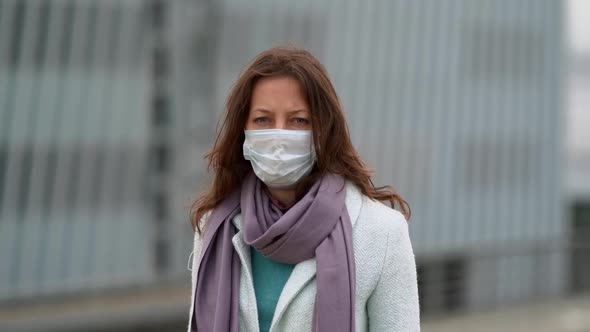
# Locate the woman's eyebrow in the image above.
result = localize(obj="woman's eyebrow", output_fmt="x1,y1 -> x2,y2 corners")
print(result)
287,109 -> 309,115
251,108 -> 272,114
251,108 -> 308,115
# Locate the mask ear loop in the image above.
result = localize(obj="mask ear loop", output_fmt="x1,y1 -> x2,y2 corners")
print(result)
187,250 -> 195,271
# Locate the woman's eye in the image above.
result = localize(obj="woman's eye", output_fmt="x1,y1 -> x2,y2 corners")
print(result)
254,117 -> 271,124
293,118 -> 310,125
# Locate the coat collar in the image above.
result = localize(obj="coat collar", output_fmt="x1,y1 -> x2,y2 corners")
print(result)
230,181 -> 363,331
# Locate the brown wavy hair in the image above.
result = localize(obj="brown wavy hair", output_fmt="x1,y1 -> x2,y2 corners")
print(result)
190,46 -> 410,233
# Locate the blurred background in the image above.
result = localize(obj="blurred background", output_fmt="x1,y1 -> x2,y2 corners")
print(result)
0,0 -> 588,331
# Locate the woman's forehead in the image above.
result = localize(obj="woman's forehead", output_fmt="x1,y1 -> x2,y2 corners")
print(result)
250,76 -> 309,113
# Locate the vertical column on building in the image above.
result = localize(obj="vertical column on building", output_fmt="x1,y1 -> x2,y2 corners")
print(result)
148,0 -> 172,276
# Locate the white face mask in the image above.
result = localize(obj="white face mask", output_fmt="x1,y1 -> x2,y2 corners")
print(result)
243,129 -> 316,188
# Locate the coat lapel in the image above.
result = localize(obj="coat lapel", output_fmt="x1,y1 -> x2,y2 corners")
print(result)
230,214 -> 260,332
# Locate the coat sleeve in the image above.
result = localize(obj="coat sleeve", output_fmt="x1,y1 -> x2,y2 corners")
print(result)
366,215 -> 420,331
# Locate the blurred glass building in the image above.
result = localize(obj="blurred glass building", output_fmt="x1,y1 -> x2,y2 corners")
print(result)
567,0 -> 590,298
0,0 -> 586,331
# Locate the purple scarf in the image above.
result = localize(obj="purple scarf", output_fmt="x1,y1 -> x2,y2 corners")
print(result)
191,172 -> 356,331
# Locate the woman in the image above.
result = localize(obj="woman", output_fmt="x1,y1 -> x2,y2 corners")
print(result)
187,46 -> 420,332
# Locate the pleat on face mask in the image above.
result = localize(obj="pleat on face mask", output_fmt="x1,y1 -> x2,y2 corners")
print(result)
243,129 -> 316,188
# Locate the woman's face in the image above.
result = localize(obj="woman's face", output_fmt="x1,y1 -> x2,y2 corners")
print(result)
246,76 -> 312,131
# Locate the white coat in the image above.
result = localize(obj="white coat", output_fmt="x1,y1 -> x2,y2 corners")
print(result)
187,181 -> 420,331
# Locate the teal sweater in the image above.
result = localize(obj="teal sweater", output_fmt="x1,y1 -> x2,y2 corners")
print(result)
250,247 -> 295,332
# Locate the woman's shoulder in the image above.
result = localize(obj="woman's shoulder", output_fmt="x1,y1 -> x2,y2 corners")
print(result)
361,196 -> 407,230
191,210 -> 212,264
346,182 -> 408,236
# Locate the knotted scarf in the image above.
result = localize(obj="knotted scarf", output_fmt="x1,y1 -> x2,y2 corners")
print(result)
191,172 -> 355,331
